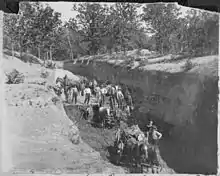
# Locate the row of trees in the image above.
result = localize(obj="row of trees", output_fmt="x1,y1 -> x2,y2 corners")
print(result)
4,2 -> 62,60
142,3 -> 219,56
4,2 -> 219,61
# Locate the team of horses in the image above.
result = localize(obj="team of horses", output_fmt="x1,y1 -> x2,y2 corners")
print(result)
115,131 -> 161,173
115,136 -> 149,167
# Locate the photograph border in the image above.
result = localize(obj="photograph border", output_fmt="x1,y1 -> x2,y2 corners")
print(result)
0,0 -> 219,175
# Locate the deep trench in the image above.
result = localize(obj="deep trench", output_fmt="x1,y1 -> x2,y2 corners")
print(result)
63,103 -> 131,173
63,59 -> 218,174
63,98 -> 173,174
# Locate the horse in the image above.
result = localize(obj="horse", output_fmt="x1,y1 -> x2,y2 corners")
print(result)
56,76 -> 82,102
123,137 -> 138,165
56,77 -> 76,90
99,106 -> 111,127
55,77 -> 64,87
136,142 -> 149,167
91,104 -> 110,128
53,78 -> 63,96
123,137 -> 149,168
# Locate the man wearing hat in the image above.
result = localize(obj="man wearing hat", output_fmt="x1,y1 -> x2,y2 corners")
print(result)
84,86 -> 92,105
147,125 -> 162,167
116,87 -> 124,109
147,120 -> 154,131
149,125 -> 162,146
100,85 -> 107,106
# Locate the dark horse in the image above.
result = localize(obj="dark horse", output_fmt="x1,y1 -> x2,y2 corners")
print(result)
55,76 -> 83,101
91,104 -> 111,128
115,136 -> 149,169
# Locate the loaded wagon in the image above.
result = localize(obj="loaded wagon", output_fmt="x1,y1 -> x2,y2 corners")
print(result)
114,125 -> 162,173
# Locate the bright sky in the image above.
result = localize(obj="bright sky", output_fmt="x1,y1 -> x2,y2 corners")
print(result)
42,2 -> 77,23
42,2 -> 189,23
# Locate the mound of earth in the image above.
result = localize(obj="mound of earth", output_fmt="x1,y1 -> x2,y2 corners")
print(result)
2,54 -> 126,174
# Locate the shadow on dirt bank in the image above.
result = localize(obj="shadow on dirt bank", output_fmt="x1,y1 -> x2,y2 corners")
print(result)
63,58 -> 218,174
130,81 -> 218,174
158,78 -> 218,174
63,104 -> 147,173
63,105 -> 123,163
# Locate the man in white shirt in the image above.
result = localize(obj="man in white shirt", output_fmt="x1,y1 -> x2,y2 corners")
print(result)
95,87 -> 102,106
116,88 -> 124,109
109,85 -> 116,109
115,85 -> 119,91
84,87 -> 92,105
100,86 -> 107,106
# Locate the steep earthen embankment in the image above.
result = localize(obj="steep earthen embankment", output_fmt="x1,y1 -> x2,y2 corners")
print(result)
2,54 -> 126,174
63,56 -> 218,174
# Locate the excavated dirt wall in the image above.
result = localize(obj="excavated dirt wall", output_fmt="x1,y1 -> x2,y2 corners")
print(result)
63,59 -> 218,174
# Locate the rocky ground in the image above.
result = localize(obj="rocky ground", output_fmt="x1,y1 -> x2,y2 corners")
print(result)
2,54 -> 127,174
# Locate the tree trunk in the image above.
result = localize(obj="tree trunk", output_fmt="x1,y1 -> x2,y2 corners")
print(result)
50,46 -> 52,61
43,53 -> 45,66
161,42 -> 164,55
19,38 -> 23,60
38,46 -> 41,59
11,41 -> 14,59
123,45 -> 126,55
67,32 -> 73,60
46,52 -> 48,61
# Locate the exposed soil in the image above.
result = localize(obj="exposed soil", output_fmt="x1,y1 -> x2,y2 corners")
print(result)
62,80 -> 175,174
2,54 -> 126,174
2,51 -> 218,175
63,52 -> 218,174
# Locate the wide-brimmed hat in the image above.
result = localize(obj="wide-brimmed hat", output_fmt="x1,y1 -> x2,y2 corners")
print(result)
148,120 -> 153,124
152,125 -> 157,130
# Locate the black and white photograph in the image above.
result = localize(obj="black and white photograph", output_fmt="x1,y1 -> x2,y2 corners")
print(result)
1,1 -> 219,174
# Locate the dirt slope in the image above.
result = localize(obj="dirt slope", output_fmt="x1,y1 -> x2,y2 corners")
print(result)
63,51 -> 218,174
1,54 -> 126,174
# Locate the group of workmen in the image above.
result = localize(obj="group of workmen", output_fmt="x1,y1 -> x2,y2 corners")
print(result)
56,75 -> 163,151
56,75 -> 134,114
